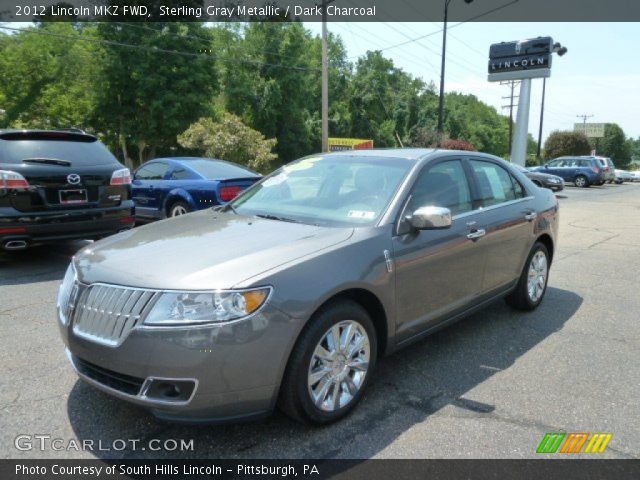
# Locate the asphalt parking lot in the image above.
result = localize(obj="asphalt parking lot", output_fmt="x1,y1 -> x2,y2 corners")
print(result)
1,182 -> 639,460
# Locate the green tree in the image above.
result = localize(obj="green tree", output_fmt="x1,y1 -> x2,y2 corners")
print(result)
94,22 -> 218,167
0,23 -> 100,129
597,123 -> 630,168
543,131 -> 592,159
348,51 -> 427,148
177,114 -> 277,172
219,22 -> 323,164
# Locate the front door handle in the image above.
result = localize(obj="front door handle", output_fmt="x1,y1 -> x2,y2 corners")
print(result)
467,229 -> 486,240
524,212 -> 537,221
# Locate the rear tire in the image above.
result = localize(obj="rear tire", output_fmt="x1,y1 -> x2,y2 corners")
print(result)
506,242 -> 550,311
278,300 -> 377,425
574,175 -> 589,188
168,200 -> 191,217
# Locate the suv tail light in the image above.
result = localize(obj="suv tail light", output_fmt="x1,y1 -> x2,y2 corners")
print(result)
591,166 -> 599,174
0,170 -> 30,189
219,186 -> 242,202
110,168 -> 131,185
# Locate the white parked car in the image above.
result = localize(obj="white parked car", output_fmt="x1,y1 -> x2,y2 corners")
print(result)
629,171 -> 640,182
614,169 -> 635,184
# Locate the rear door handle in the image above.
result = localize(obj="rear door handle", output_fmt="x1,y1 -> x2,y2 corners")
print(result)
524,212 -> 537,221
467,229 -> 486,240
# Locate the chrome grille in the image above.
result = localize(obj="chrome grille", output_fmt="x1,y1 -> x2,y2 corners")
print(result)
72,284 -> 157,347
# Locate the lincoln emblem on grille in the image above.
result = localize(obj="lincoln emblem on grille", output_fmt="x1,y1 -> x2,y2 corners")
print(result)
67,173 -> 81,185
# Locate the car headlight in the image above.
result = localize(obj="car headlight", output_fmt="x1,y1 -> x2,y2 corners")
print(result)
143,288 -> 272,326
57,262 -> 78,326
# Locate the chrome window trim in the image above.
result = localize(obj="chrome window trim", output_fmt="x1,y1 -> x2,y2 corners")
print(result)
451,196 -> 535,221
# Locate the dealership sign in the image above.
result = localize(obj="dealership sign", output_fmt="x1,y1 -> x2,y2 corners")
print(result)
328,138 -> 374,152
488,37 -> 553,82
574,123 -> 606,138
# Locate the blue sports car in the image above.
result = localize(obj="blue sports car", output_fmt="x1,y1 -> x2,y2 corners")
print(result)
131,157 -> 261,221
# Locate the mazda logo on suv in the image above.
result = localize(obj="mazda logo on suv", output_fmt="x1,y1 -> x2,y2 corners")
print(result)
67,174 -> 81,185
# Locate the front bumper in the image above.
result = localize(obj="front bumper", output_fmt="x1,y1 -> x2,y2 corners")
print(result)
60,304 -> 302,423
544,181 -> 564,192
0,202 -> 135,247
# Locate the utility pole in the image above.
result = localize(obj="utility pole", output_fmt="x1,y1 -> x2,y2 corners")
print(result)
321,0 -> 335,152
501,80 -> 519,155
437,0 -> 474,145
536,78 -> 547,159
511,78 -> 532,166
576,114 -> 594,125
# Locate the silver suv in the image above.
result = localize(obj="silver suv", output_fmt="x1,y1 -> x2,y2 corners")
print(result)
591,156 -> 615,184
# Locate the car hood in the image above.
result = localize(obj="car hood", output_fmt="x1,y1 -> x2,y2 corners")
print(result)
74,210 -> 354,290
528,171 -> 561,181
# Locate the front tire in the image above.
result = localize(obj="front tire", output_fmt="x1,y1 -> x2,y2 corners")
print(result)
506,242 -> 550,311
278,300 -> 377,425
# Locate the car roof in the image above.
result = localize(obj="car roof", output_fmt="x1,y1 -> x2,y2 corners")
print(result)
320,148 -> 500,162
0,129 -> 97,142
150,157 -> 225,163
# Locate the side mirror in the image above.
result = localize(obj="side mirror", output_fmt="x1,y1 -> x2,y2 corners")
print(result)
408,206 -> 452,230
544,164 -> 549,168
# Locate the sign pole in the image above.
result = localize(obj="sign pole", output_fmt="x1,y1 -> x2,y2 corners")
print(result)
511,78 -> 532,166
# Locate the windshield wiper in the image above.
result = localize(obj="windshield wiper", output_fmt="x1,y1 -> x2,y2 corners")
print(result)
255,213 -> 302,224
22,158 -> 72,167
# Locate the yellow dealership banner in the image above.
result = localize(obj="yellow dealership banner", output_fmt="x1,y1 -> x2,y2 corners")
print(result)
328,138 -> 374,152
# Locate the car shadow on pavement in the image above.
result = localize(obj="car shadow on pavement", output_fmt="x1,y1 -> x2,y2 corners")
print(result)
66,287 -> 582,460
0,241 -> 88,286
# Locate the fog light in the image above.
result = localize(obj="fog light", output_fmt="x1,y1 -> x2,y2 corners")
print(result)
141,378 -> 196,403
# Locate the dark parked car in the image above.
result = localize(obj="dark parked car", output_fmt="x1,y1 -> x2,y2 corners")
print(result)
132,157 -> 261,221
0,129 -> 134,250
58,149 -> 558,424
532,156 -> 605,187
516,165 -> 564,191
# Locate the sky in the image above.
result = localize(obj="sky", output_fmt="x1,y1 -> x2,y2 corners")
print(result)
305,22 -> 640,143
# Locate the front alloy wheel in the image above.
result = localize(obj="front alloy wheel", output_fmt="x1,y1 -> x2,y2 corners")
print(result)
307,321 -> 370,412
279,300 -> 377,424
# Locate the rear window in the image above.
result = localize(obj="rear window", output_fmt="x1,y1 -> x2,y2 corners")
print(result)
186,159 -> 259,180
0,138 -> 118,166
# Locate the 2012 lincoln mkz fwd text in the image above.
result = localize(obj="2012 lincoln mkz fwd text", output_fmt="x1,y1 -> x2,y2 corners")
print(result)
57,149 -> 558,424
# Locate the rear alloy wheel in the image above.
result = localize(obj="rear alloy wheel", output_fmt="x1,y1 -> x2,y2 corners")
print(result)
279,300 -> 376,424
506,242 -> 550,311
168,201 -> 191,217
574,175 -> 589,188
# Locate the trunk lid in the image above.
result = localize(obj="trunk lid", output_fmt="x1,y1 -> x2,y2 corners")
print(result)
0,131 -> 128,213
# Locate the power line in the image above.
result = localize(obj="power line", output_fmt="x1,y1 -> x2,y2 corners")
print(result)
0,25 -> 320,72
364,0 -> 520,55
577,114 -> 594,124
112,21 -> 305,63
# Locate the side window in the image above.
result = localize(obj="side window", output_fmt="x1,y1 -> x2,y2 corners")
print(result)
548,159 -> 561,167
407,160 -> 472,216
470,160 -> 518,207
171,168 -> 194,180
511,175 -> 525,198
135,162 -> 171,180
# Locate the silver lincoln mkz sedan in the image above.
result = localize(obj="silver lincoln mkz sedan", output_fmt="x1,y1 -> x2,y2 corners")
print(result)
58,149 -> 559,424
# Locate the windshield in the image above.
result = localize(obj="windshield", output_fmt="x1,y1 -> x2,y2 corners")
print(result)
230,155 -> 413,227
0,139 -> 117,165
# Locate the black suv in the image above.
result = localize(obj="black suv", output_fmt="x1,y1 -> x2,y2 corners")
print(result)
0,129 -> 135,250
